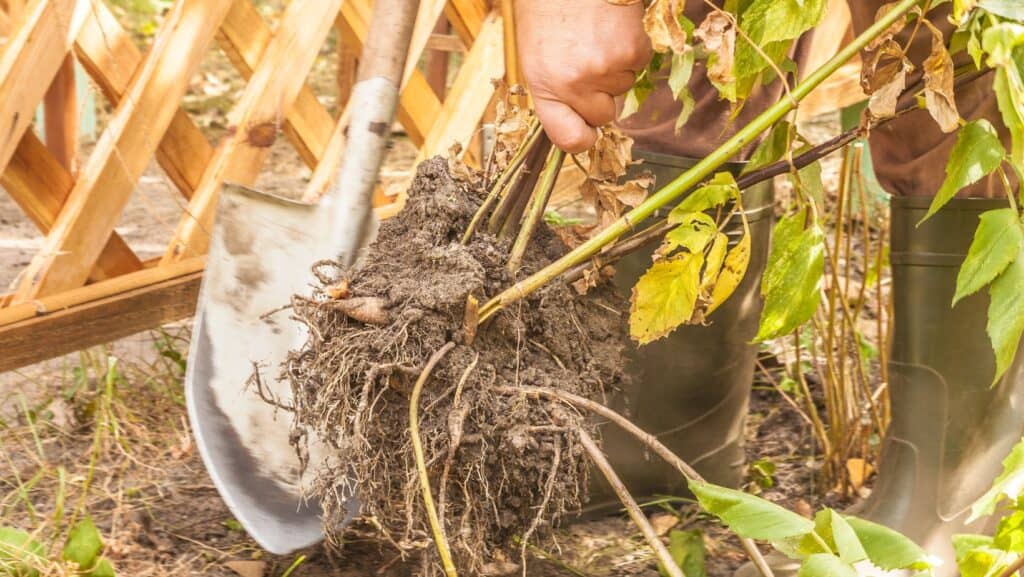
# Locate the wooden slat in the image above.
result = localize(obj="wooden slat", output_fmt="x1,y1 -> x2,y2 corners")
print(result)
444,0 -> 487,44
42,54 -> 77,172
2,130 -> 141,280
498,0 -> 520,88
404,0 -> 448,84
75,0 -> 213,198
0,0 -> 86,175
12,0 -> 234,301
164,0 -> 344,262
216,0 -> 337,169
338,0 -> 441,146
419,11 -> 504,160
426,32 -> 464,54
336,23 -> 359,109
0,260 -> 204,374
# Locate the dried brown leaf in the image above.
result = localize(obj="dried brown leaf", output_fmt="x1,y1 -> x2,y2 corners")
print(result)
922,21 -> 959,133
861,40 -> 913,119
866,2 -> 909,52
447,142 -> 479,184
553,223 -> 599,249
643,0 -> 688,53
588,127 -> 635,181
693,11 -> 736,86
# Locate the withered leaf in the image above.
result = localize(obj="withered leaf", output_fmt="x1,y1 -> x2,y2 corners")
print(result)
866,2 -> 909,52
922,21 -> 960,133
694,11 -> 736,86
861,40 -> 913,119
588,127 -> 636,181
644,0 -> 689,54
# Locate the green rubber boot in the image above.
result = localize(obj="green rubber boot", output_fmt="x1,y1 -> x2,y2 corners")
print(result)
587,152 -> 774,512
735,197 -> 1024,577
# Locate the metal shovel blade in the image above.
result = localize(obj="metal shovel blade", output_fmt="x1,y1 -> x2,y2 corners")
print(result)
185,184 -> 345,554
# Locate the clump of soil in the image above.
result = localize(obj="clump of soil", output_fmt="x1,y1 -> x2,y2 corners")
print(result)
283,158 -> 629,574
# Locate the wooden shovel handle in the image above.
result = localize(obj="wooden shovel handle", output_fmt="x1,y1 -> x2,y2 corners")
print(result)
356,0 -> 421,86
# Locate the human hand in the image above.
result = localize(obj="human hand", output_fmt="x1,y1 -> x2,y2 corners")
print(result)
515,0 -> 651,153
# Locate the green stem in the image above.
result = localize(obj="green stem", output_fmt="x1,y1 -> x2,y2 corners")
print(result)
508,148 -> 566,273
478,0 -> 920,322
462,120 -> 542,244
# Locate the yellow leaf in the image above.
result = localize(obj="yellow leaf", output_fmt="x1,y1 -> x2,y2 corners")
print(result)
707,213 -> 751,315
701,233 -> 730,294
630,254 -> 704,344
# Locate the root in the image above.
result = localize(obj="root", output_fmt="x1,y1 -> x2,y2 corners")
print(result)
496,385 -> 775,577
519,435 -> 561,577
577,427 -> 684,577
409,342 -> 459,577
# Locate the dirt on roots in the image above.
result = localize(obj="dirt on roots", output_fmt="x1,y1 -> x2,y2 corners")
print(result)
280,158 -> 630,574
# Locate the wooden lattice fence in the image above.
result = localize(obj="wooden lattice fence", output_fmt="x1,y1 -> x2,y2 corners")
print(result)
0,0 -> 510,371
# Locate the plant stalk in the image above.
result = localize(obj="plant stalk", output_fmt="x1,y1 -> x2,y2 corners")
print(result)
489,133 -> 551,234
508,148 -> 566,273
477,0 -> 923,322
577,428 -> 686,577
409,342 -> 458,577
462,121 -> 542,244
497,385 -> 775,577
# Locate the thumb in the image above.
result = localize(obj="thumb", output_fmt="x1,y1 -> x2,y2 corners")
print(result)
533,96 -> 598,154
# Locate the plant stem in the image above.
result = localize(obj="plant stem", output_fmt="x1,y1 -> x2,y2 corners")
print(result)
998,555 -> 1024,577
489,133 -> 551,234
463,121 -> 542,244
497,385 -> 774,577
577,428 -> 686,577
508,148 -> 566,273
409,342 -> 458,577
499,137 -> 554,239
476,0 -> 923,322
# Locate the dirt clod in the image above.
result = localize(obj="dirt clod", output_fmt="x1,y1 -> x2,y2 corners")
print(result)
282,158 -> 629,575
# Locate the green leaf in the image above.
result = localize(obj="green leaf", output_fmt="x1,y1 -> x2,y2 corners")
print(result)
671,172 -> 740,216
89,558 -> 116,577
954,209 -> 1023,305
662,529 -> 706,577
688,480 -> 814,542
728,0 -> 826,101
669,51 -> 695,101
987,237 -> 1024,382
670,51 -> 697,132
994,510 -> 1024,552
0,527 -> 46,577
630,254 -> 704,344
970,439 -> 1024,522
922,120 -> 1006,223
742,121 -> 793,175
844,516 -> 933,571
63,517 -> 103,570
664,213 -> 718,254
797,553 -> 857,577
621,68 -> 657,120
983,25 -> 1024,172
954,534 -> 1016,577
754,212 -> 825,342
813,509 -> 867,564
792,155 -> 825,209
979,2 -> 1024,24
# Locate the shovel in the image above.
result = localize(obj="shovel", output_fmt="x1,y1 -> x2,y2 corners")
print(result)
185,0 -> 421,555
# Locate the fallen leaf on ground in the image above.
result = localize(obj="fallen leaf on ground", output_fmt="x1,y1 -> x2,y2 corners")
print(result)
224,560 -> 267,577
